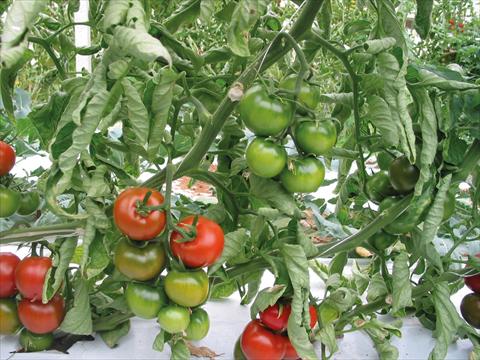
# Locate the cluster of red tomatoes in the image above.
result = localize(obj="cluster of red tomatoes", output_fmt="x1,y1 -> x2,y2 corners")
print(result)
236,300 -> 318,360
112,187 -> 224,339
0,253 -> 65,351
239,76 -> 337,193
0,141 -> 41,218
448,19 -> 465,32
461,253 -> 480,329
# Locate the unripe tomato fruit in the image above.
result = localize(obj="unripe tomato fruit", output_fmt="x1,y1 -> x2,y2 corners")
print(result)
365,171 -> 397,203
0,252 -> 20,297
246,138 -> 287,178
460,293 -> 480,329
17,191 -> 41,216
0,187 -> 20,218
164,270 -> 209,307
0,298 -> 21,335
19,329 -> 54,352
185,308 -> 210,341
259,303 -> 291,332
125,282 -> 167,319
280,157 -> 325,193
0,141 -> 15,176
238,85 -> 292,136
15,256 -> 52,301
241,320 -> 286,360
295,120 -> 337,156
113,188 -> 166,241
171,215 -> 224,268
157,305 -> 190,333
18,294 -> 65,334
465,254 -> 480,294
388,156 -> 419,194
279,75 -> 320,110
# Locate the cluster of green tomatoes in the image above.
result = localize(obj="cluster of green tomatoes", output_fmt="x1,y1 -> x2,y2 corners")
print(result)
239,75 -> 337,194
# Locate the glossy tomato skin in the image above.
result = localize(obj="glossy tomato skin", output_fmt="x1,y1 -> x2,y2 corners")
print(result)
241,320 -> 285,360
0,252 -> 20,297
309,305 -> 318,329
280,157 -> 325,193
114,239 -> 166,281
279,75 -> 319,110
125,283 -> 167,319
366,171 -> 397,203
0,298 -> 21,335
0,187 -> 20,218
388,156 -> 419,194
281,336 -> 299,360
185,308 -> 210,341
171,216 -> 225,268
0,141 -> 15,176
164,270 -> 209,307
239,85 -> 292,136
157,305 -> 190,333
246,138 -> 287,178
19,329 -> 54,352
113,188 -> 166,241
460,293 -> 480,329
15,256 -> 52,301
17,191 -> 41,216
259,303 -> 291,332
295,120 -> 337,156
465,254 -> 480,294
18,294 -> 65,334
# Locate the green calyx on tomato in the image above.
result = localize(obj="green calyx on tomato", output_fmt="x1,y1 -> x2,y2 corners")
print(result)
17,191 -> 41,216
388,156 -> 419,194
280,157 -> 325,193
238,85 -> 292,136
125,283 -> 167,319
0,141 -> 15,176
157,305 -> 190,334
19,329 -> 54,352
366,171 -> 397,203
164,269 -> 209,307
114,239 -> 166,281
460,293 -> 480,329
185,308 -> 210,341
295,119 -> 337,156
0,298 -> 21,335
0,187 -> 20,218
246,138 -> 287,178
279,74 -> 320,110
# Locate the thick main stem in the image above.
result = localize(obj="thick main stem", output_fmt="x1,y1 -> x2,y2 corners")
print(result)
0,221 -> 85,245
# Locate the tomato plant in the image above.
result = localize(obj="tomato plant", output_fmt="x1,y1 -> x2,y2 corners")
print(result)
164,270 -> 209,308
19,329 -> 54,352
388,156 -> 420,194
460,293 -> 480,329
157,305 -> 191,334
17,191 -> 41,216
246,138 -> 287,178
0,252 -> 20,297
125,283 -> 167,319
240,320 -> 285,360
185,308 -> 210,341
279,75 -> 320,110
18,294 -> 65,334
0,298 -> 20,335
294,120 -> 337,156
0,141 -> 15,176
280,157 -> 325,193
15,256 -> 52,301
0,187 -> 20,218
259,303 -> 291,332
365,171 -> 397,203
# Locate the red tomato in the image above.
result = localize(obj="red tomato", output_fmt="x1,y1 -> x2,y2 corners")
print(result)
449,19 -> 455,25
15,257 -> 52,301
309,305 -> 318,329
18,294 -> 65,334
458,22 -> 464,28
170,215 -> 224,268
0,141 -> 15,176
0,252 -> 20,297
259,303 -> 291,332
241,320 -> 285,360
465,254 -> 480,294
114,188 -> 166,241
281,336 -> 299,360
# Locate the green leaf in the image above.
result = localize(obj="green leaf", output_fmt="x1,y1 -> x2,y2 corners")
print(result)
319,93 -> 353,106
328,251 -> 348,276
171,339 -> 190,360
414,0 -> 433,39
367,272 -> 388,302
391,252 -> 412,315
126,0 -> 148,32
408,66 -> 479,91
287,316 -> 318,360
122,79 -> 149,148
103,0 -> 130,32
99,320 -> 130,348
209,228 -> 248,274
164,0 -> 201,33
374,341 -> 399,360
374,0 -> 407,53
316,324 -> 338,356
84,231 -> 110,279
364,38 -> 396,54
152,330 -> 165,352
59,276 -> 93,335
227,0 -> 268,57
366,95 -> 399,147
295,222 -> 317,258
86,165 -> 111,198
250,285 -> 286,319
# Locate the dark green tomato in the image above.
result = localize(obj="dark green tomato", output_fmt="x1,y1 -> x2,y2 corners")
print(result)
238,85 -> 292,136
164,270 -> 209,307
114,239 -> 166,281
157,305 -> 190,334
294,120 -> 337,156
0,298 -> 20,335
17,191 -> 41,216
125,283 -> 167,319
279,75 -> 319,110
460,293 -> 480,329
234,336 -> 247,360
366,171 -> 397,203
389,156 -> 419,194
368,231 -> 397,251
280,157 -> 325,193
185,308 -> 210,341
442,191 -> 455,221
19,329 -> 54,352
0,187 -> 20,218
377,151 -> 395,171
246,138 -> 287,178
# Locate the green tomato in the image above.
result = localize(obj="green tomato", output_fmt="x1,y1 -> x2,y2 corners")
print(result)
388,156 -> 419,194
157,305 -> 190,334
185,308 -> 210,341
17,191 -> 41,216
238,85 -> 292,136
365,171 -> 397,203
0,298 -> 20,335
294,120 -> 337,156
377,151 -> 395,171
0,187 -> 20,218
246,138 -> 287,178
114,239 -> 166,281
368,231 -> 397,251
19,329 -> 54,352
280,157 -> 325,193
125,283 -> 167,319
234,336 -> 247,360
164,270 -> 209,307
279,75 -> 319,110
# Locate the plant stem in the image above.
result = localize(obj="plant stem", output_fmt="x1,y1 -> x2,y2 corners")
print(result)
28,36 -> 66,79
0,221 -> 85,245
